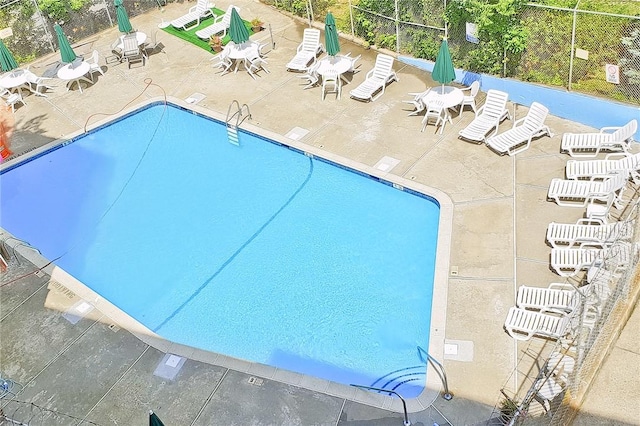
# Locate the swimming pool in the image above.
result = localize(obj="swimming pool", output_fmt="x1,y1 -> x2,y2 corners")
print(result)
1,101 -> 446,399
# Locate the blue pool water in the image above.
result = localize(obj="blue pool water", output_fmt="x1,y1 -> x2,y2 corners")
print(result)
1,103 -> 440,397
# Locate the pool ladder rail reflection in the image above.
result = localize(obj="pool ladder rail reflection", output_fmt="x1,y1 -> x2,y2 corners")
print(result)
226,100 -> 252,146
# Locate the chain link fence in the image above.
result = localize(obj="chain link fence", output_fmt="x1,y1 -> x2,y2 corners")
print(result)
266,1 -> 640,105
0,0 -> 166,64
492,183 -> 640,425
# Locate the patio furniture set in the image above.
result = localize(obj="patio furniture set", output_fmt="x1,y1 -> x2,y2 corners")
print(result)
500,117 -> 638,412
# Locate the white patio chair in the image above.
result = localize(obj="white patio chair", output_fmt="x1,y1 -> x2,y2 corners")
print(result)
170,0 -> 214,31
211,48 -> 232,74
349,53 -> 397,102
285,28 -> 323,72
504,306 -> 572,341
297,61 -> 320,89
245,50 -> 269,79
547,170 -> 628,208
144,31 -> 166,57
561,119 -> 637,158
403,89 -> 430,116
459,80 -> 480,113
546,219 -> 634,248
485,102 -> 553,155
321,69 -> 341,100
24,70 -> 54,97
195,5 -> 238,40
421,99 -> 449,133
516,283 -> 581,314
86,50 -> 105,81
458,89 -> 510,143
106,38 -> 123,64
122,34 -> 144,68
1,89 -> 25,113
565,152 -> 640,183
346,53 -> 361,73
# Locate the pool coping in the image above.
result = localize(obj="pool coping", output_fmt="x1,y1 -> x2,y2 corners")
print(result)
0,95 -> 454,414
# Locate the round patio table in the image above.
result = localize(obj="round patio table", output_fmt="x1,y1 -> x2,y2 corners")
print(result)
421,85 -> 464,110
57,61 -> 92,93
315,56 -> 351,77
0,69 -> 29,97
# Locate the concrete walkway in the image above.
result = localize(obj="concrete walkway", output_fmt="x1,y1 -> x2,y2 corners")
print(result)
1,1 -> 638,425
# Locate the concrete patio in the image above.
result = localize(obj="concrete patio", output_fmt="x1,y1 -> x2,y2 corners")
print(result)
1,1 -> 638,425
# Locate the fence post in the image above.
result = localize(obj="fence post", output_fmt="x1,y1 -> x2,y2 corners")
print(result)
348,0 -> 355,39
394,0 -> 400,53
32,0 -> 56,53
568,0 -> 581,91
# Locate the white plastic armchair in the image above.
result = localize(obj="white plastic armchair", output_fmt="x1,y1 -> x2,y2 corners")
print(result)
459,80 -> 480,113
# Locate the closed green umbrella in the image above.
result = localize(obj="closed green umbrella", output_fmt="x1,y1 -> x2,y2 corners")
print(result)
324,12 -> 340,57
115,0 -> 133,34
0,39 -> 18,72
229,7 -> 249,44
149,410 -> 165,426
432,38 -> 455,91
54,24 -> 77,64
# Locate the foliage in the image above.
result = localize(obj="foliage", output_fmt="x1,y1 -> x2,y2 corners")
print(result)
446,0 -> 529,76
39,0 -> 91,22
405,29 -> 440,60
620,28 -> 640,88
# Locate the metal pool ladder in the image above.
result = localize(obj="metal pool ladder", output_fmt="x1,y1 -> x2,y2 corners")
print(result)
225,100 -> 252,145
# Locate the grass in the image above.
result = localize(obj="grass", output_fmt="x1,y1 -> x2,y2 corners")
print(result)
160,8 -> 257,54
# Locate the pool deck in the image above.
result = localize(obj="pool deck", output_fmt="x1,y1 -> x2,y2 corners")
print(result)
1,1 -> 639,425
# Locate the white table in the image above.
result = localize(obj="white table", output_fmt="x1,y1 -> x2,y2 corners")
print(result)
224,42 -> 261,74
116,31 -> 147,50
420,85 -> 464,133
316,56 -> 351,80
57,61 -> 92,93
0,69 -> 30,97
421,85 -> 464,110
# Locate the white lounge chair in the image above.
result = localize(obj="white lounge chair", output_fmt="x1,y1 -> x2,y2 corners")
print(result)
459,80 -> 480,113
485,102 -> 553,155
561,119 -> 637,158
547,170 -> 628,208
458,89 -> 510,143
504,307 -> 572,341
170,0 -> 214,31
195,5 -> 238,40
550,246 -> 604,277
565,152 -> 640,183
516,283 -> 581,314
546,219 -> 634,248
285,28 -> 323,72
349,53 -> 397,102
550,242 -> 633,277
